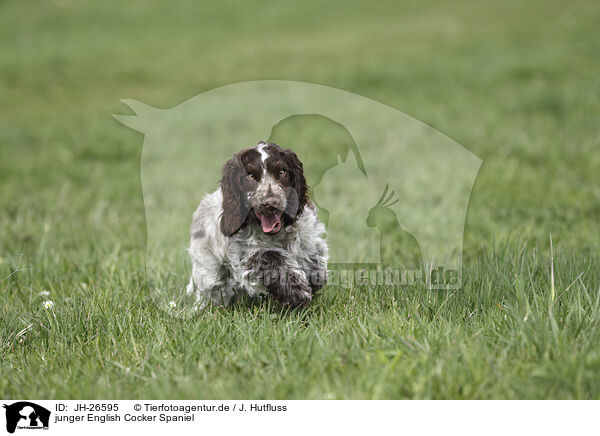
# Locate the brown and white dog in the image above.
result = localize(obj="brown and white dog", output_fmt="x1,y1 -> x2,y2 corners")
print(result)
187,141 -> 328,308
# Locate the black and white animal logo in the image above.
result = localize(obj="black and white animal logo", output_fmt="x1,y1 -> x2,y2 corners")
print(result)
3,402 -> 50,434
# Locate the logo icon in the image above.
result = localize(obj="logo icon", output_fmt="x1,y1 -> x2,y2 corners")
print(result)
3,402 -> 50,434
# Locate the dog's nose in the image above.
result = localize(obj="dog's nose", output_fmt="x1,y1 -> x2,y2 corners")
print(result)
263,198 -> 280,212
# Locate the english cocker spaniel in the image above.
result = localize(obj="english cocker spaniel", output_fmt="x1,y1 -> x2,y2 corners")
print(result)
187,141 -> 328,308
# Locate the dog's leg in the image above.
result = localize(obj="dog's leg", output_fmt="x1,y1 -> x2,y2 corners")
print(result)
244,248 -> 312,307
301,256 -> 328,293
298,227 -> 329,293
188,256 -> 234,308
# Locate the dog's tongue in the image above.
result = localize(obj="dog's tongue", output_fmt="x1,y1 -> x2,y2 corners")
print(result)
259,214 -> 281,233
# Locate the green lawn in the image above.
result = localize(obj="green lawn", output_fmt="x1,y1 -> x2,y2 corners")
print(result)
1,0 -> 600,399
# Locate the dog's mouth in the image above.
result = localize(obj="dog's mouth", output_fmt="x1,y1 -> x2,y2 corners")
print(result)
255,211 -> 282,234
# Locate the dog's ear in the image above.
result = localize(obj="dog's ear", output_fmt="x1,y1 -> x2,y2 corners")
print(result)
220,155 -> 250,237
287,150 -> 308,216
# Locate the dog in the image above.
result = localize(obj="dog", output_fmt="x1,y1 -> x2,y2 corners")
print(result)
187,141 -> 328,308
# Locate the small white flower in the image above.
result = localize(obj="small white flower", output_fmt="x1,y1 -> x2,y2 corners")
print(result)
169,301 -> 177,308
39,290 -> 50,297
43,300 -> 55,309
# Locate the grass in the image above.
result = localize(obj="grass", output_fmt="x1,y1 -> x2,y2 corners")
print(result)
1,0 -> 600,399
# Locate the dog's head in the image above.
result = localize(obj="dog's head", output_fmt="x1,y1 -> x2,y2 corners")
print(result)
220,141 -> 308,237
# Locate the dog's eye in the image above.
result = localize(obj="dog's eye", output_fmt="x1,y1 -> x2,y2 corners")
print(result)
278,169 -> 287,178
248,173 -> 257,180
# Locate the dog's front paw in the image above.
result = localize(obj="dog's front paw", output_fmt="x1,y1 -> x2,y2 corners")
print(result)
282,286 -> 312,308
271,268 -> 313,308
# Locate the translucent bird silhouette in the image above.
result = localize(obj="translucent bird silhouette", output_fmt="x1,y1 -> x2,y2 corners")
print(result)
366,184 -> 423,269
